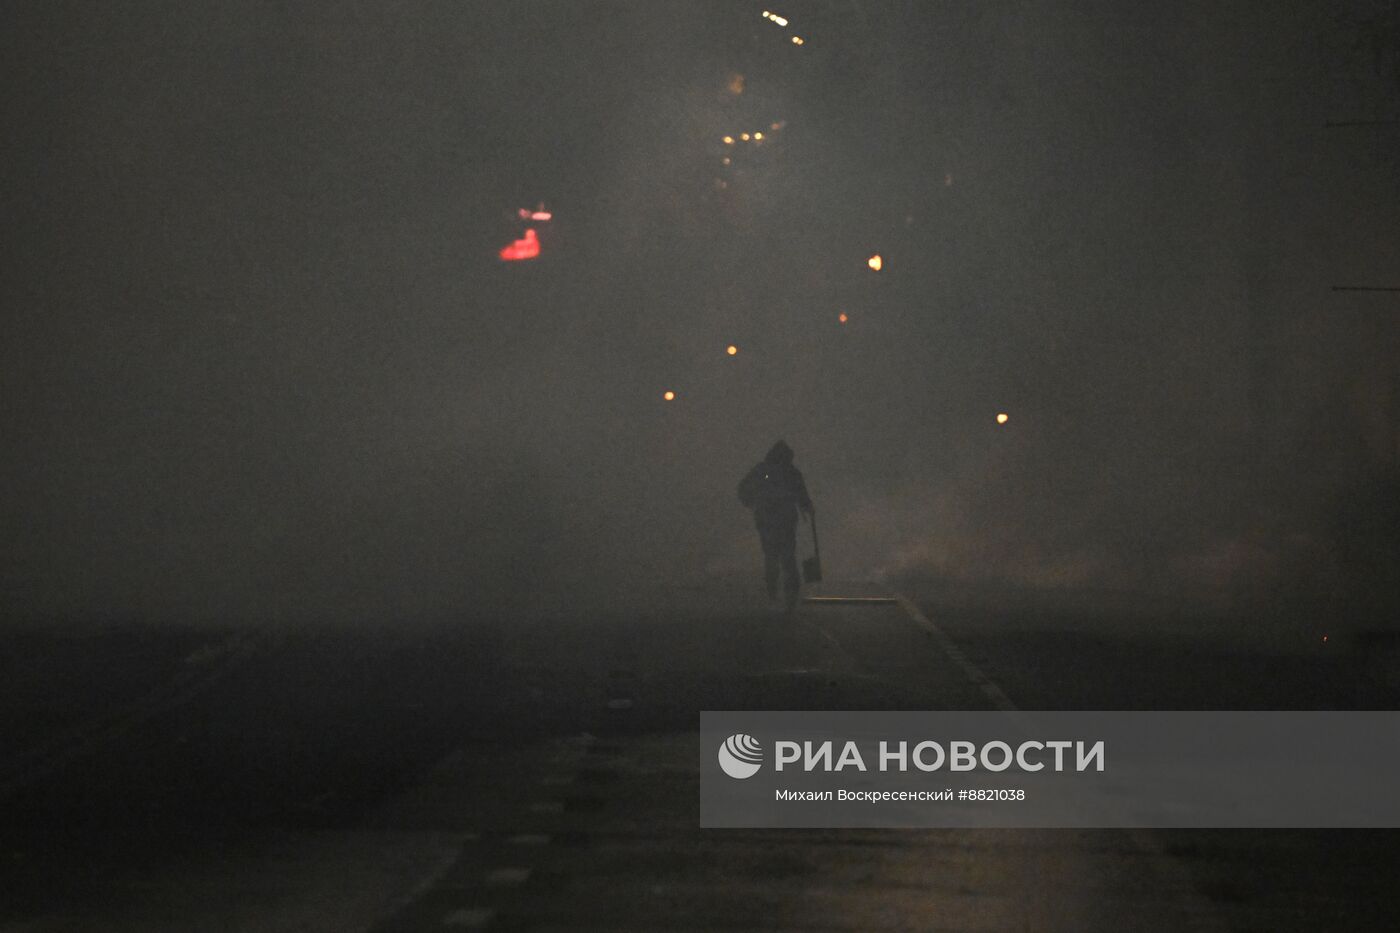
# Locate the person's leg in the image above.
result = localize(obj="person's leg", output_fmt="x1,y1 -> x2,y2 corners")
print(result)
758,522 -> 780,600
778,521 -> 800,610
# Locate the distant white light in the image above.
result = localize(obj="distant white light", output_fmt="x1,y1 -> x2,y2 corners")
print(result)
753,131 -> 763,141
996,412 -> 1009,425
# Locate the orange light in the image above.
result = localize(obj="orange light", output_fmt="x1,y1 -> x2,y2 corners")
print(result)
771,122 -> 782,130
838,312 -> 848,324
722,156 -> 731,165
754,132 -> 764,141
996,413 -> 1009,424
726,345 -> 738,356
727,73 -> 745,95
1322,634 -> 1329,643
867,254 -> 882,271
663,390 -> 676,401
499,228 -> 540,261
791,35 -> 804,45
723,135 -> 734,145
740,133 -> 750,141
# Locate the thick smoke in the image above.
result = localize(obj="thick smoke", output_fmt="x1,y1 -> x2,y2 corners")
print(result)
3,3 -> 1396,639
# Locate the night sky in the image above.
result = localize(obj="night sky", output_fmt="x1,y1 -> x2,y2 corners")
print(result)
3,2 -> 1397,629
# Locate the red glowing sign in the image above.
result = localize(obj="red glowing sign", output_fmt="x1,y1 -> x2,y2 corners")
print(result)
499,228 -> 540,261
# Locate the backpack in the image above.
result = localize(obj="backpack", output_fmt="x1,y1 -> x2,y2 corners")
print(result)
737,465 -> 764,509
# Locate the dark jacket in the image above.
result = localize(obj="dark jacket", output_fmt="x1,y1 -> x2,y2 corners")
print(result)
738,441 -> 812,526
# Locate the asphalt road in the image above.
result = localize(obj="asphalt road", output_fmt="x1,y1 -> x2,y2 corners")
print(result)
1,586 -> 1396,931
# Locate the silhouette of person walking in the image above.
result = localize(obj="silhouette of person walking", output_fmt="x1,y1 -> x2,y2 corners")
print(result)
738,440 -> 814,611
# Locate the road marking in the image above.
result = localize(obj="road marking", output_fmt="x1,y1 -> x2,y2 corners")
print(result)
485,867 -> 532,885
442,907 -> 494,927
897,595 -> 1232,927
0,631 -> 266,798
893,595 -> 1021,715
557,732 -> 597,747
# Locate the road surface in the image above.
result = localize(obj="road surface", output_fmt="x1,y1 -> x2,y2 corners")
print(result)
1,585 -> 1394,931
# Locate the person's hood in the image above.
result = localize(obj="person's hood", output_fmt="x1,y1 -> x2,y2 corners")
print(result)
765,440 -> 794,465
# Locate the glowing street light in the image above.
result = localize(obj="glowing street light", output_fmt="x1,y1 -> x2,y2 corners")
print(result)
723,135 -> 734,144
663,390 -> 676,401
838,312 -> 848,324
996,412 -> 1009,425
867,254 -> 883,271
791,35 -> 805,45
753,131 -> 763,141
726,345 -> 738,356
